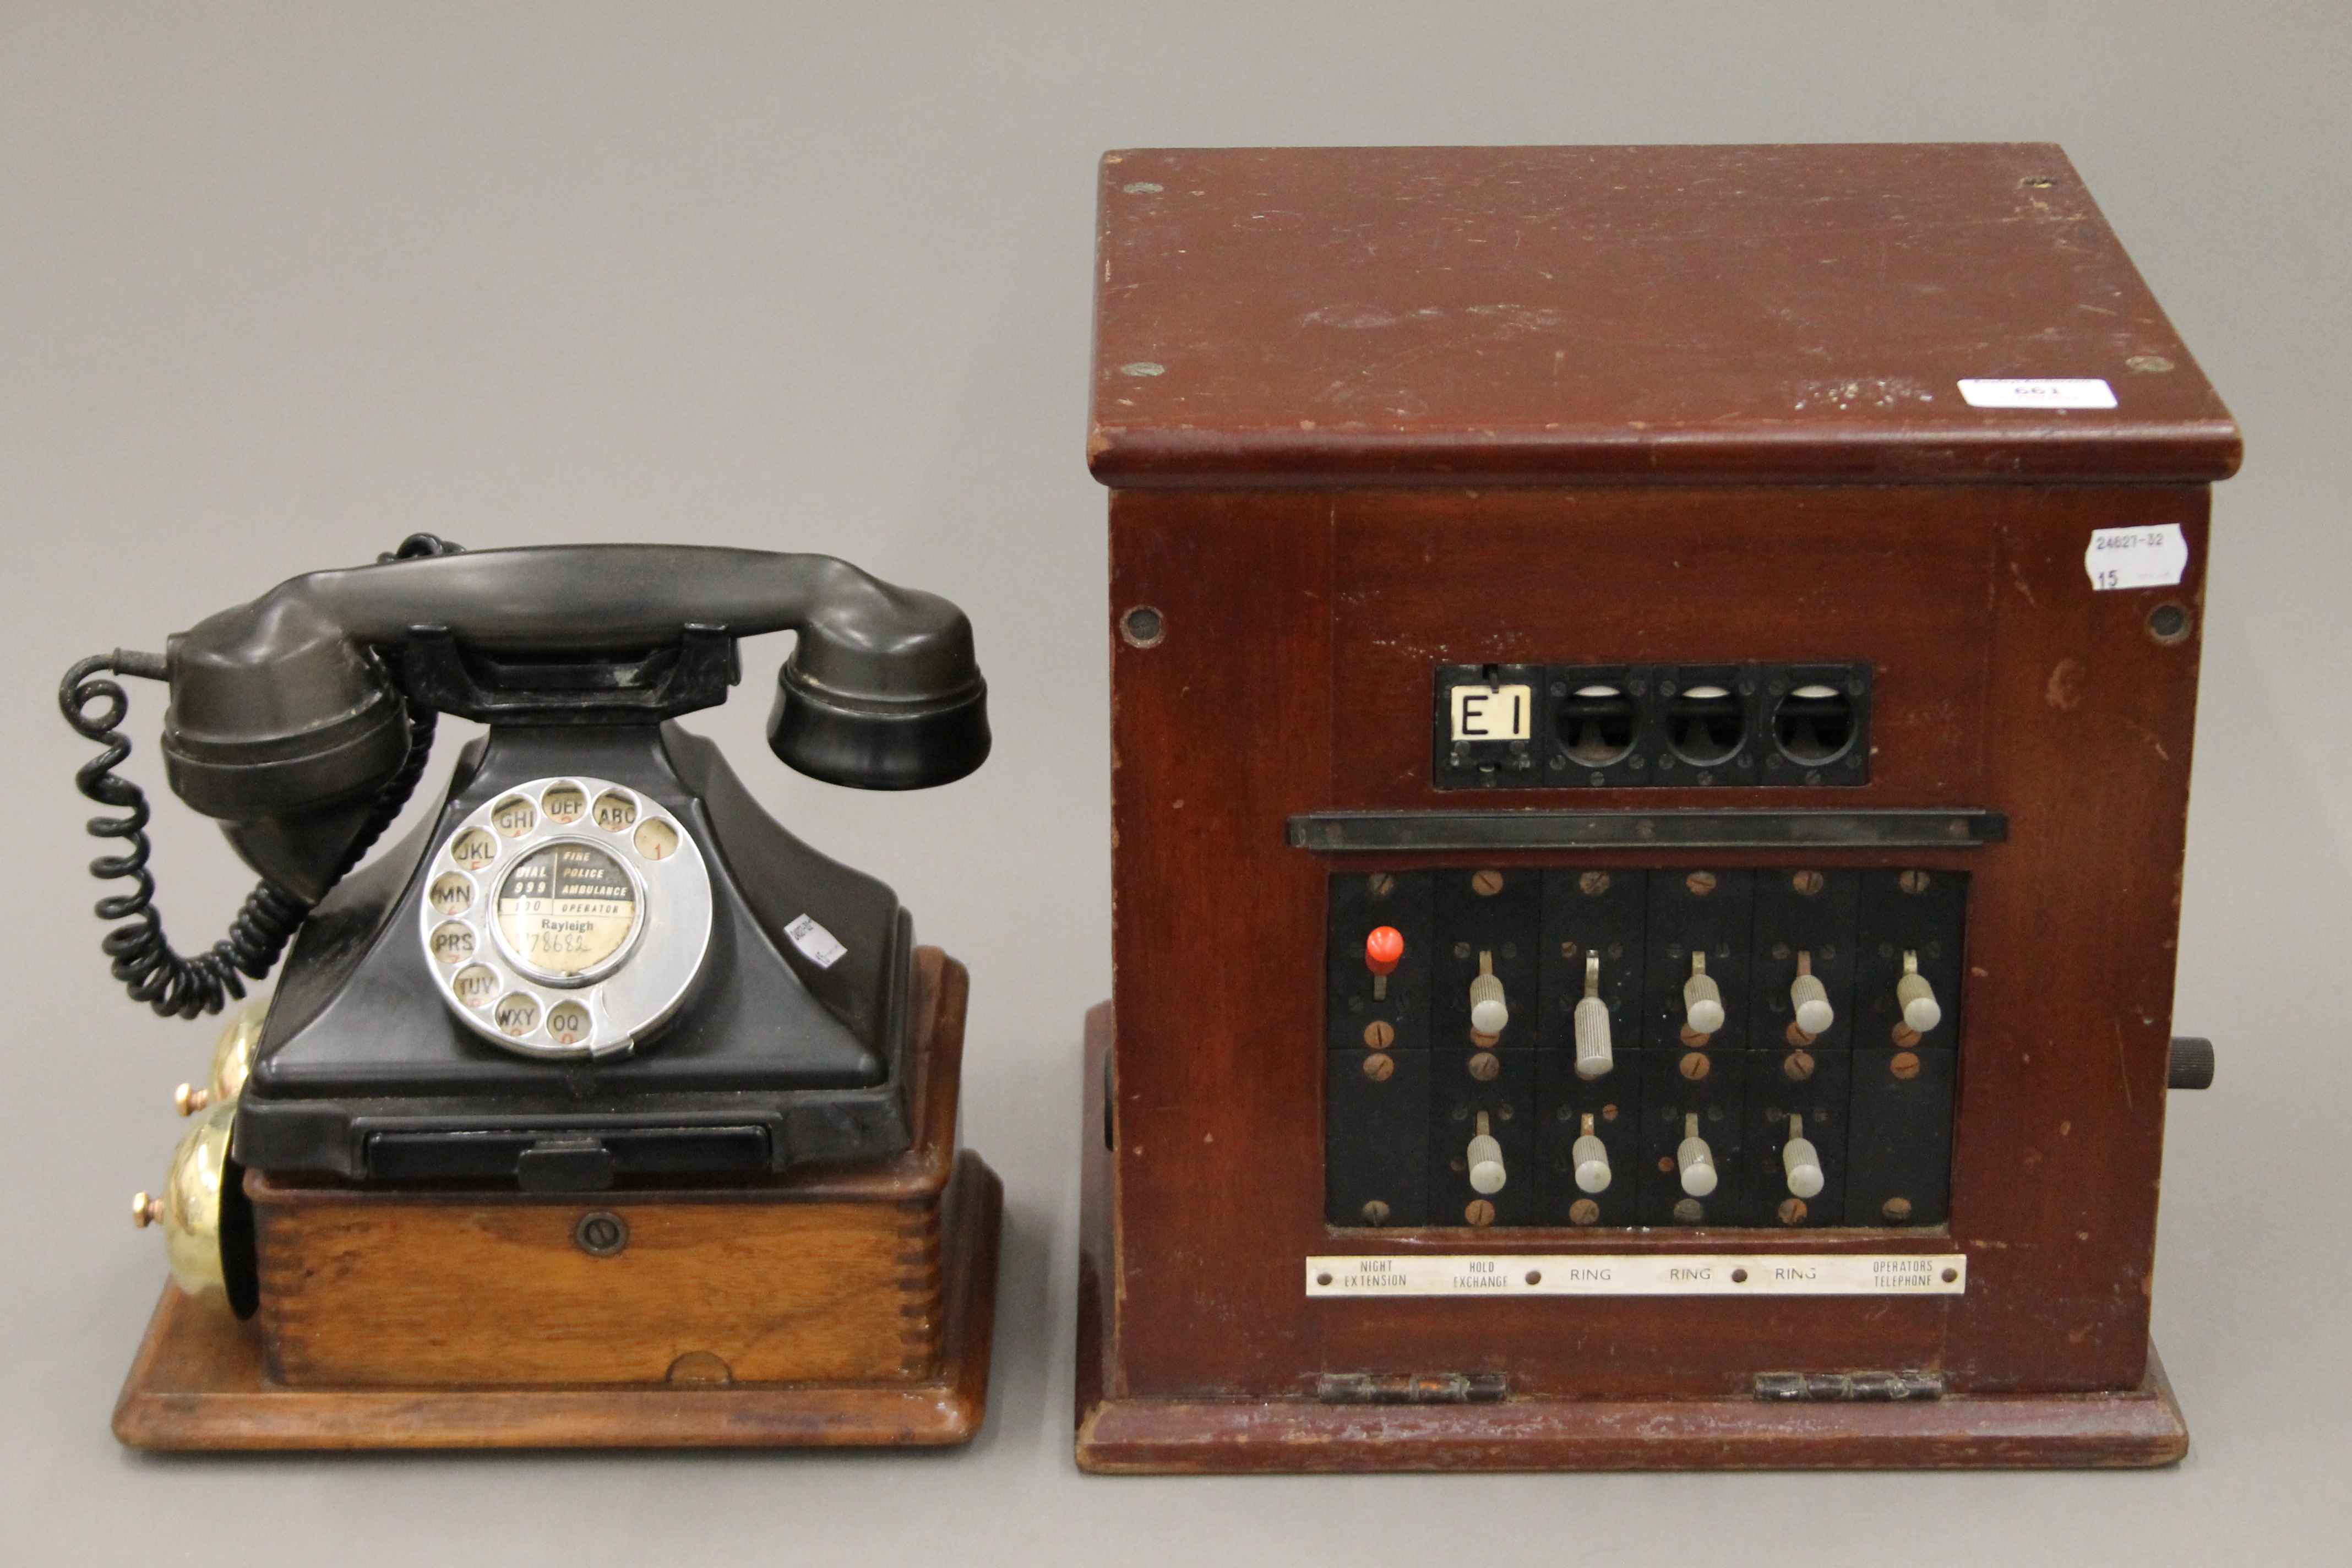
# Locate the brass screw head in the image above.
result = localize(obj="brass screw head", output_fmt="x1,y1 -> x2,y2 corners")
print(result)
1685,870 -> 1717,896
1657,1155 -> 1676,1174
1360,1200 -> 1391,1226
1471,869 -> 1505,896
1362,1020 -> 1395,1050
1679,1051 -> 1711,1081
173,1083 -> 208,1117
1899,869 -> 1932,895
1890,1050 -> 1922,1080
1778,1198 -> 1809,1226
1783,1050 -> 1816,1082
1569,1199 -> 1600,1225
1464,1200 -> 1496,1227
1468,1052 -> 1501,1082
1367,873 -> 1396,899
1673,1197 -> 1705,1223
1578,871 -> 1611,897
1362,1052 -> 1395,1082
1882,1196 -> 1915,1222
1791,870 -> 1825,896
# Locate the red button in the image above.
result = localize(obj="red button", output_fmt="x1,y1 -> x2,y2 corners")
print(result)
1365,926 -> 1404,975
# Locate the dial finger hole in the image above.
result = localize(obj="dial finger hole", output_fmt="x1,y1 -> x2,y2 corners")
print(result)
429,923 -> 475,965
451,965 -> 499,1009
592,790 -> 638,831
540,783 -> 586,824
493,993 -> 541,1037
449,828 -> 497,870
633,819 -> 678,861
428,873 -> 475,915
491,796 -> 536,837
546,1001 -> 591,1046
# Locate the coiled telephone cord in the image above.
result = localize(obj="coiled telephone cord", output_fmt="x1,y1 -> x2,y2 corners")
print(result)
56,532 -> 459,1018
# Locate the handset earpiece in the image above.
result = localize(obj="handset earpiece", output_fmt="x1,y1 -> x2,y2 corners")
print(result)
765,567 -> 990,791
160,603 -> 413,900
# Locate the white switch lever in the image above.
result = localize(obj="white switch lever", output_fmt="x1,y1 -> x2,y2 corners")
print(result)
1783,1114 -> 1825,1199
1790,950 -> 1834,1037
1469,951 -> 1509,1038
1683,952 -> 1725,1037
1572,1112 -> 1611,1194
1573,952 -> 1613,1079
1897,951 -> 1942,1033
1467,1110 -> 1507,1195
1676,1113 -> 1718,1197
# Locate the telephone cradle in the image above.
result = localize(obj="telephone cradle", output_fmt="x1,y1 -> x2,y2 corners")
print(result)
66,542 -> 1003,1449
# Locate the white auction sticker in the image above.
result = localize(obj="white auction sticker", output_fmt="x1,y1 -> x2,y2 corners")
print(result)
783,913 -> 848,969
1957,378 -> 2117,410
1305,1253 -> 1965,1298
2084,524 -> 2190,591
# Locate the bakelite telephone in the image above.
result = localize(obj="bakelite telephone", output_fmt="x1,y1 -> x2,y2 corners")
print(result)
69,540 -> 1005,1448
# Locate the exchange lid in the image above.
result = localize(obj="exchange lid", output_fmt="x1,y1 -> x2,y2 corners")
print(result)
1089,144 -> 2239,488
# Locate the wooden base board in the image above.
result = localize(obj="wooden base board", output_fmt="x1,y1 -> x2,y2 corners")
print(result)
113,1153 -> 1001,1451
1074,1344 -> 2188,1473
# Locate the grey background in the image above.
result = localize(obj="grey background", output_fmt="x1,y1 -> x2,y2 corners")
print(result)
3,3 -> 2344,1563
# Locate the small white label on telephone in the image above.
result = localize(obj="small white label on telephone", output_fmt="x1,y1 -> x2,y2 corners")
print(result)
1450,684 -> 1532,742
785,914 -> 848,969
1957,378 -> 2117,410
2084,524 -> 2189,591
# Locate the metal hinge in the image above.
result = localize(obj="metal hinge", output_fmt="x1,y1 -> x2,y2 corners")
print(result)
1317,1371 -> 1509,1405
1754,1370 -> 1943,1402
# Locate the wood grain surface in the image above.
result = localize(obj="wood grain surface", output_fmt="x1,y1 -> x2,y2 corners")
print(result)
1082,144 -> 2232,1469
112,946 -> 1004,1447
1090,145 -> 2239,487
113,1152 -> 1000,1449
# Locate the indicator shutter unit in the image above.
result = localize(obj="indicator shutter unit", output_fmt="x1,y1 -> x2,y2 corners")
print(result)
1080,145 -> 2236,1472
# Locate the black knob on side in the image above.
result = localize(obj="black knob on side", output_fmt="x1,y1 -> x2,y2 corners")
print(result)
2168,1036 -> 2215,1091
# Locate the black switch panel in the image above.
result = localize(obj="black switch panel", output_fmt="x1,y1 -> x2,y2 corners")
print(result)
1645,869 -> 1755,1052
1738,1047 -> 1852,1227
1327,1048 -> 1429,1227
1325,870 -> 1434,1052
1538,868 -> 1647,1055
1854,869 -> 1968,1050
1428,1047 -> 1537,1227
1749,869 -> 1861,1053
1433,663 -> 1543,790
1322,864 -> 1960,1231
1433,867 -> 1542,1050
1846,1046 -> 1956,1227
1635,1047 -> 1745,1226
1534,1052 -> 1642,1227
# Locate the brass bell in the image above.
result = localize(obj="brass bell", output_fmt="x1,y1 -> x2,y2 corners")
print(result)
175,995 -> 266,1115
134,1097 -> 239,1312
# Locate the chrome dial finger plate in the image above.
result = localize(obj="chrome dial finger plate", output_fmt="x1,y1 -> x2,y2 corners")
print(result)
420,775 -> 712,1061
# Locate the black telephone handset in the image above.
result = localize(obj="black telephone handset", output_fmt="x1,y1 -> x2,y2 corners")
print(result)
62,539 -> 988,1245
